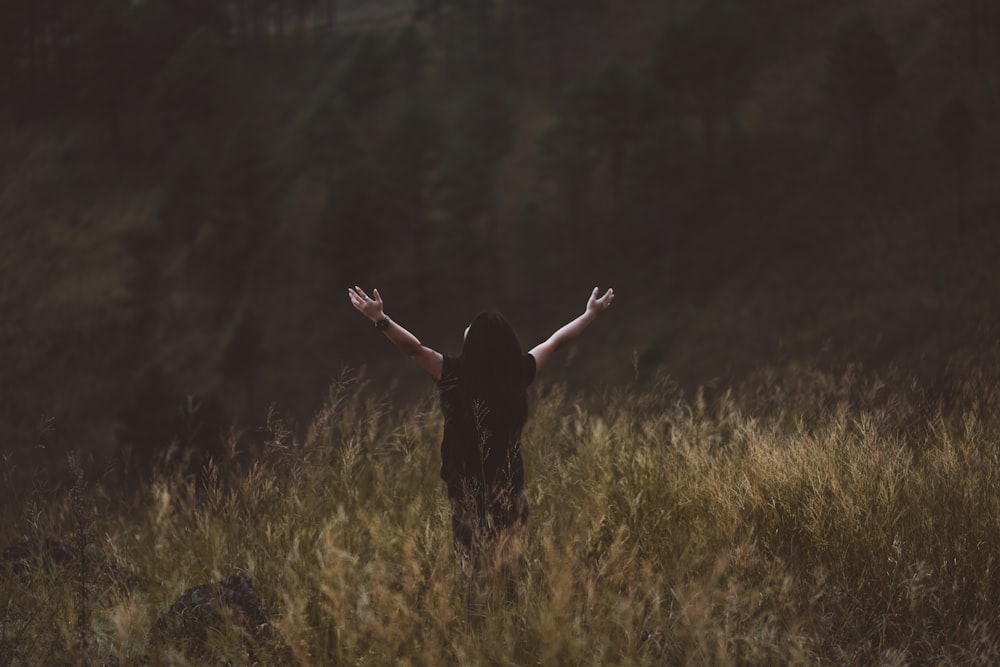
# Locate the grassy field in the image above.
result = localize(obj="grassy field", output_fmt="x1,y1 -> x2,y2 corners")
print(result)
3,362 -> 999,665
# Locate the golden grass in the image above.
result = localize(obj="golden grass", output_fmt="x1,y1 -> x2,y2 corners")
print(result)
2,366 -> 999,665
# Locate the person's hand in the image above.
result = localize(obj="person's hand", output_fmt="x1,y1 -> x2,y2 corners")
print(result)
585,286 -> 614,318
348,286 -> 384,322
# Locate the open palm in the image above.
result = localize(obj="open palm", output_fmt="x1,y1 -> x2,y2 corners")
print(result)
348,286 -> 384,322
586,287 -> 615,317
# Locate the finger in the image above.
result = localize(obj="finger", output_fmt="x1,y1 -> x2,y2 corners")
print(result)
349,289 -> 369,309
373,288 -> 382,305
355,286 -> 371,300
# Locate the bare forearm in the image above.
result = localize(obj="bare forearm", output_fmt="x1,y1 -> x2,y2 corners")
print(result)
382,319 -> 424,357
528,287 -> 613,372
546,311 -> 597,352
348,287 -> 443,378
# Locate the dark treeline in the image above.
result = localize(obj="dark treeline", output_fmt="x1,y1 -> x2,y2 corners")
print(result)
2,0 -> 999,491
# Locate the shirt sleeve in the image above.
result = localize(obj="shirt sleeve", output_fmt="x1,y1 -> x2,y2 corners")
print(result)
523,353 -> 537,387
438,355 -> 460,390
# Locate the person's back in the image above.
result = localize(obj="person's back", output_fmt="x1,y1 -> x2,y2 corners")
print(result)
437,311 -> 534,510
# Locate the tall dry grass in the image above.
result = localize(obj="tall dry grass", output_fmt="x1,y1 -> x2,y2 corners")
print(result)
2,365 -> 999,665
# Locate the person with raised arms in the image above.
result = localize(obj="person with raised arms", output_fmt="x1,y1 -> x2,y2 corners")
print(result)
348,285 -> 615,621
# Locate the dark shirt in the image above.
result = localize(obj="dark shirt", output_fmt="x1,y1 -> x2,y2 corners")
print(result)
437,353 -> 536,499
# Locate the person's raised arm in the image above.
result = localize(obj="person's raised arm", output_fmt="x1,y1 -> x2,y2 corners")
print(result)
529,287 -> 614,373
348,286 -> 443,380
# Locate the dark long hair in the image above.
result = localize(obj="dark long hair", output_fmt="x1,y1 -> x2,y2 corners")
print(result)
458,311 -> 529,435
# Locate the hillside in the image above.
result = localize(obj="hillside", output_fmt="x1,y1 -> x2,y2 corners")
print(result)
0,0 -> 998,487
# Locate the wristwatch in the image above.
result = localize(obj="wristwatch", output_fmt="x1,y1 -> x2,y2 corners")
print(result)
375,316 -> 391,331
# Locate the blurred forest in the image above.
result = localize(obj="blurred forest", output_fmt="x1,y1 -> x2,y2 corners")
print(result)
1,0 -> 999,489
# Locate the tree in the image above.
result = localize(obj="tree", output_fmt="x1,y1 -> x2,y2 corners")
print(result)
935,0 -> 1000,110
292,0 -> 313,40
652,1 -> 760,188
937,0 -> 989,69
219,311 -> 265,418
587,61 -> 644,224
78,0 -> 131,137
825,16 -> 900,187
299,92 -> 358,181
428,88 -> 514,289
389,23 -> 427,100
462,0 -> 500,78
936,98 -> 979,232
231,0 -> 284,42
325,0 -> 337,33
418,0 -> 547,80
503,0 -> 605,83
197,126 -> 279,308
162,0 -> 230,43
540,84 -> 602,246
378,105 -> 442,263
152,27 -> 232,149
433,88 -> 514,224
158,140 -> 214,247
120,227 -> 166,359
0,0 -> 91,116
131,0 -> 229,74
415,0 -> 461,75
623,118 -> 699,265
0,0 -> 40,117
339,33 -> 391,117
271,0 -> 289,39
540,64 -> 654,244
319,160 -> 388,288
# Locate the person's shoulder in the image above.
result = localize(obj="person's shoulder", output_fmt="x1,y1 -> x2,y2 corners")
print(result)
438,355 -> 461,388
523,353 -> 537,386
